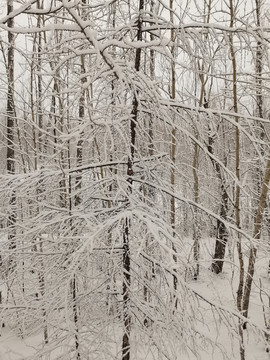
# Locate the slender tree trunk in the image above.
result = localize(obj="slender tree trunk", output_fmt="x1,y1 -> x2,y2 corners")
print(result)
38,240 -> 48,344
228,1 -> 245,358
65,58 -> 81,359
75,0 -> 86,207
122,217 -> 131,360
143,0 -> 155,318
35,3 -> 48,343
251,0 -> 265,235
192,66 -> 204,279
37,0 -> 43,157
122,2 -> 144,359
255,0 -> 263,124
72,274 -> 80,360
253,3 -> 270,345
198,0 -> 230,275
192,133 -> 200,279
7,0 -> 16,269
75,55 -> 86,207
241,0 -> 267,326
169,0 -> 178,306
7,0 -> 15,175
254,0 -> 269,249
193,0 -> 212,278
209,133 -> 229,274
72,25 -> 86,357
242,156 -> 270,317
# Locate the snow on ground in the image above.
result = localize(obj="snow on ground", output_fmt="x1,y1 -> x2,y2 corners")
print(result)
0,237 -> 270,360
0,328 -> 37,360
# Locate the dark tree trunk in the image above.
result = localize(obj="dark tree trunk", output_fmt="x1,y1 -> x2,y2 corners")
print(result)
7,0 -> 16,270
207,135 -> 229,274
122,219 -> 131,360
211,181 -> 229,274
122,1 -> 144,359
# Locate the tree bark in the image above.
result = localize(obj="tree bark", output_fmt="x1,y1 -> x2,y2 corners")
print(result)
7,0 -> 16,269
169,0 -> 178,306
228,1 -> 245,358
242,156 -> 270,319
122,1 -> 144,359
208,134 -> 229,274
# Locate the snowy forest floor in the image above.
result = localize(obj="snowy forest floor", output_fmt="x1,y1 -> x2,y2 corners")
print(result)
0,237 -> 270,360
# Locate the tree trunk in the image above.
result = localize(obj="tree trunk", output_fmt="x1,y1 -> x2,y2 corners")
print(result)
192,132 -> 200,279
75,0 -> 86,207
122,1 -> 144,359
143,0 -> 155,317
208,134 -> 229,274
228,1 -> 245,358
7,0 -> 16,269
169,0 -> 178,306
242,156 -> 270,319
